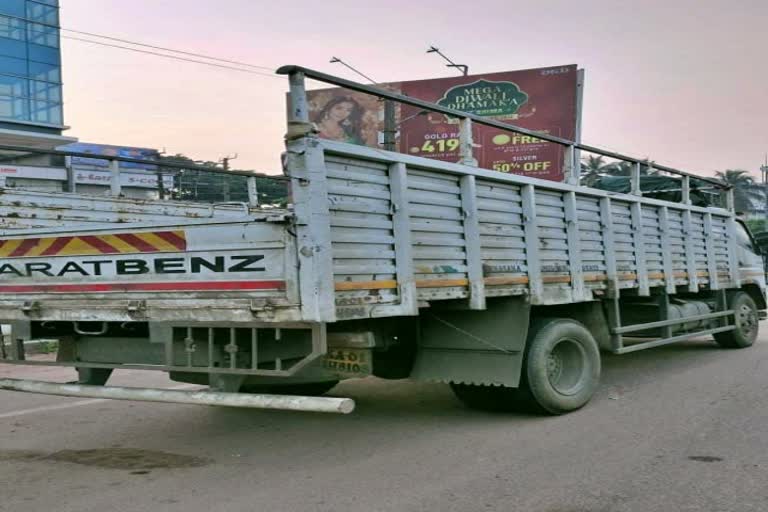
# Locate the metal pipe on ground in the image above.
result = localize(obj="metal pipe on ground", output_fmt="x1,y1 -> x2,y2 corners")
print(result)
0,378 -> 355,414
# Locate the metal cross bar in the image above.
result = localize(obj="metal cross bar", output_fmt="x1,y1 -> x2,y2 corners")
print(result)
614,326 -> 734,354
612,309 -> 734,334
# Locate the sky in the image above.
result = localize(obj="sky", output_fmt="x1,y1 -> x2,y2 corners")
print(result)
61,0 -> 767,177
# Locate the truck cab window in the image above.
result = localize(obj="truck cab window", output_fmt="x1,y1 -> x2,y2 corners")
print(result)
734,221 -> 755,251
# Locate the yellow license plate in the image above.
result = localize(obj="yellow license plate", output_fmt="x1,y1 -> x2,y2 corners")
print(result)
323,349 -> 372,377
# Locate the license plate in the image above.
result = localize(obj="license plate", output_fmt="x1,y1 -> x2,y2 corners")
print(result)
323,349 -> 372,377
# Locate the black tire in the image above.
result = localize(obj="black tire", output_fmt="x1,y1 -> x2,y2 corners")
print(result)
714,292 -> 759,349
239,380 -> 339,396
450,318 -> 601,415
521,319 -> 601,414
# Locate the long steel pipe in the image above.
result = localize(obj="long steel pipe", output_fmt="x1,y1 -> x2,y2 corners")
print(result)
0,378 -> 355,414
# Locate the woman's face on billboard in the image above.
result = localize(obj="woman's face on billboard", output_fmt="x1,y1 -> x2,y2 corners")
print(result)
328,101 -> 354,122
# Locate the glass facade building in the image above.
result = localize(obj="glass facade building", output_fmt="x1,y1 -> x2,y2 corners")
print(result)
0,0 -> 62,133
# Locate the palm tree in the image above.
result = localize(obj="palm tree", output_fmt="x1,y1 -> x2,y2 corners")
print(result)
602,159 -> 656,177
580,155 -> 608,186
579,155 -> 657,187
603,161 -> 633,176
714,169 -> 765,214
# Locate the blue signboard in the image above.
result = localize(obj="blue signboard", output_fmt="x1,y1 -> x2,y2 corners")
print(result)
59,142 -> 159,170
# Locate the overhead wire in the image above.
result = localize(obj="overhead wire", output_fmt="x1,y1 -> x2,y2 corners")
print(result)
61,36 -> 281,79
61,28 -> 275,71
54,30 -> 290,178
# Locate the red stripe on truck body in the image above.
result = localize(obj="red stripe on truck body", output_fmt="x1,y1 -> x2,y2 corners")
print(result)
0,280 -> 286,293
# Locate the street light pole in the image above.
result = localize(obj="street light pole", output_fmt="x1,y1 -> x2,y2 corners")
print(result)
427,46 -> 469,76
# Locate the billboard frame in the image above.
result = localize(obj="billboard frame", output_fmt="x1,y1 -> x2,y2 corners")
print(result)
306,64 -> 582,181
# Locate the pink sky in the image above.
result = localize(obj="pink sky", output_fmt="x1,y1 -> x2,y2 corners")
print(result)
61,0 -> 767,177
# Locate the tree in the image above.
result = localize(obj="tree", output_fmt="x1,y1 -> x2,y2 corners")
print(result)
714,169 -> 764,214
746,218 -> 766,234
580,155 -> 608,186
579,155 -> 656,186
602,159 -> 656,177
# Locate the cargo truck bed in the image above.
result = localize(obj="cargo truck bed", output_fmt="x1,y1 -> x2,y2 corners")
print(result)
0,138 -> 748,325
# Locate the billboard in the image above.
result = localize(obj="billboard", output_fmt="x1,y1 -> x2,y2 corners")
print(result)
308,88 -> 384,147
306,65 -> 579,181
59,142 -> 159,171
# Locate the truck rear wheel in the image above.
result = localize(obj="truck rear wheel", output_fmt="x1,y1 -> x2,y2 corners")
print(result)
239,380 -> 339,396
521,318 -> 601,414
714,292 -> 759,349
450,318 -> 601,415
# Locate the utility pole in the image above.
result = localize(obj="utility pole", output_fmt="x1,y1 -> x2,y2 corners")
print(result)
220,153 -> 238,202
427,46 -> 469,76
382,100 -> 397,152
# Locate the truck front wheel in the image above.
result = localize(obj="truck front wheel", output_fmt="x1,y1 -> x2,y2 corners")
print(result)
714,291 -> 759,349
450,318 -> 601,415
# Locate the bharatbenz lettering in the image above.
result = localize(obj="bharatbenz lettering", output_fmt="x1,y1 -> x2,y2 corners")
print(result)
0,65 -> 764,416
0,255 -> 267,277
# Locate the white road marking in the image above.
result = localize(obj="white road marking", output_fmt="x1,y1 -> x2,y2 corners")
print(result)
0,384 -> 199,420
0,398 -> 106,419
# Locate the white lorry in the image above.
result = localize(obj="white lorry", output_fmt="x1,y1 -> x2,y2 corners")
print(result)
0,66 -> 764,415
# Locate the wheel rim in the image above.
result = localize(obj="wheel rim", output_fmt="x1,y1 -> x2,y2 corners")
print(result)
546,338 -> 588,396
736,303 -> 758,340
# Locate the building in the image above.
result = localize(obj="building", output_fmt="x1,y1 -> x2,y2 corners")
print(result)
0,3 -> 179,199
59,142 -> 171,198
0,0 -> 75,152
0,3 -> 248,201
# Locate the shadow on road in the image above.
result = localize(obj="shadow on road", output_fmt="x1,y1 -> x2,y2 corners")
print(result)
1,333 -> 763,488
134,338 -> 741,446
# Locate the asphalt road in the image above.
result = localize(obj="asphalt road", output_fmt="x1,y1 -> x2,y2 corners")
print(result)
2,329 -> 768,512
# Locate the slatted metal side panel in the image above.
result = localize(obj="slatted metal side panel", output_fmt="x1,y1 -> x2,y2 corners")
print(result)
536,190 -> 571,294
0,188 -> 272,230
641,206 -> 665,288
610,200 -> 636,289
322,147 -> 742,313
325,156 -> 399,307
407,168 -> 469,301
475,180 -> 528,297
690,212 -> 709,284
666,208 -> 688,285
575,196 -> 607,289
711,215 -> 732,286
